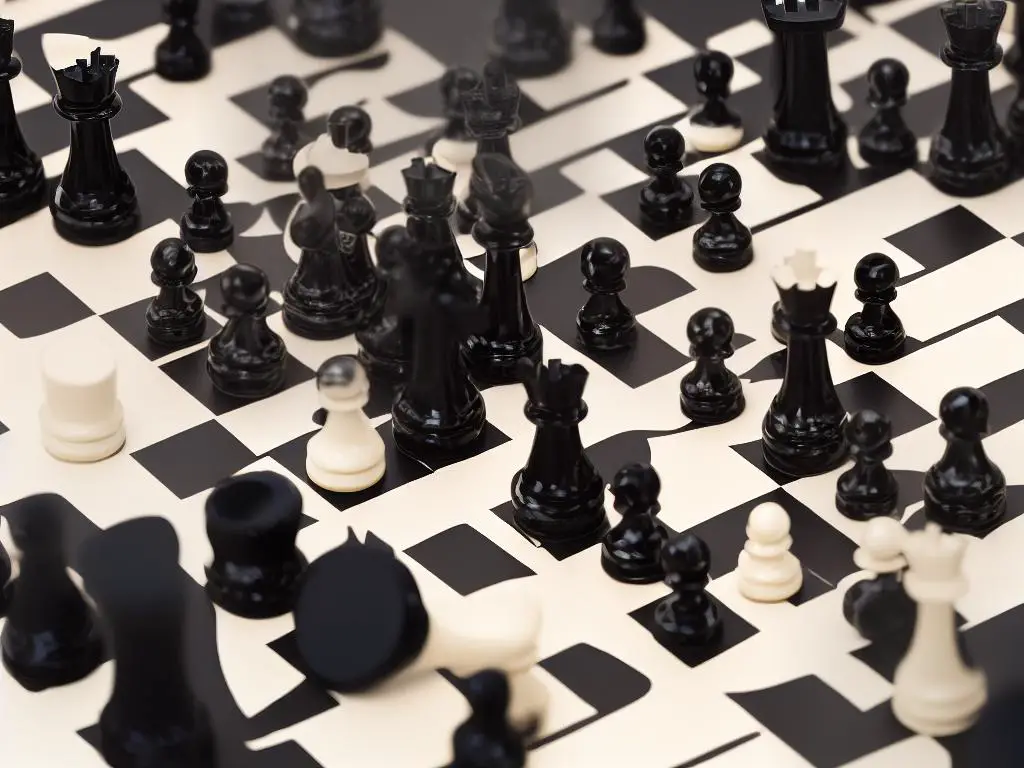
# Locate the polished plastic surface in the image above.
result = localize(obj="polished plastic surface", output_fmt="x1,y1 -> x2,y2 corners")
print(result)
844,252 -> 906,364
693,162 -> 752,273
835,409 -> 899,520
600,462 -> 667,584
146,237 -> 207,348
680,307 -> 745,425
576,237 -> 637,353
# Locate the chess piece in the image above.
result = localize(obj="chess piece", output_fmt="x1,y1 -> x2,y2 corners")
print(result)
329,104 -> 373,155
492,0 -> 573,79
575,237 -> 637,353
923,387 -> 1007,533
843,516 -> 915,643
43,36 -> 140,245
155,0 -> 211,82
857,58 -> 918,168
289,0 -> 384,58
306,356 -> 386,492
180,149 -> 234,253
205,470 -> 308,618
290,107 -> 373,201
428,67 -> 480,172
0,538 -> 10,614
844,253 -> 906,364
356,225 -> 415,381
207,263 -> 288,399
146,237 -> 207,348
680,307 -> 745,425
600,462 -> 667,584
1,494 -> 104,691
736,502 -> 803,603
591,0 -> 646,56
261,74 -> 309,181
770,300 -> 789,345
639,126 -> 693,233
653,532 -> 722,646
692,163 -> 753,273
39,340 -> 126,463
891,523 -> 987,736
212,0 -> 273,40
836,409 -> 899,520
0,19 -> 47,228
449,670 -> 527,768
677,51 -> 744,153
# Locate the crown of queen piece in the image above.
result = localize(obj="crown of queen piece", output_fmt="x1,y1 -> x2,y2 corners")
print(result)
402,157 -> 456,205
519,359 -> 589,413
772,249 -> 837,325
50,46 -> 119,106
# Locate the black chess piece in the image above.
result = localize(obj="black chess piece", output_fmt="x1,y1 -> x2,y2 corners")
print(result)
261,74 -> 309,181
575,237 -> 637,353
591,0 -> 646,56
928,0 -> 1010,196
0,537 -> 10,615
844,252 -> 905,364
770,300 -> 789,345
48,46 -> 140,245
923,386 -> 1007,533
858,58 -> 918,168
653,532 -> 722,647
639,126 -> 693,233
449,670 -> 526,768
290,0 -> 383,57
835,409 -> 899,520
513,358 -> 609,546
425,66 -> 480,157
180,149 -> 234,253
692,163 -> 752,273
492,0 -> 573,79
680,307 -> 745,425
212,0 -> 273,42
0,19 -> 47,228
356,225 -> 415,381
601,462 -> 667,584
0,494 -> 104,691
204,471 -> 308,618
207,263 -> 288,399
146,237 -> 207,348
328,104 -> 373,155
155,0 -> 211,82
686,51 -> 744,153
842,518 -> 915,643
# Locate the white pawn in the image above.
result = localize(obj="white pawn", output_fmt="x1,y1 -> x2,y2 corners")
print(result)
305,355 -> 385,493
736,502 -> 803,602
39,340 -> 126,463
855,516 -> 908,574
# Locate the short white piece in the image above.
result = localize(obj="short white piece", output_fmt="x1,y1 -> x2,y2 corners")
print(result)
891,523 -> 986,736
854,516 -> 908,575
38,341 -> 126,463
674,112 -> 744,154
736,501 -> 803,603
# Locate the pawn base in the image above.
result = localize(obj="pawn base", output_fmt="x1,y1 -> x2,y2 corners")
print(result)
693,239 -> 753,274
392,397 -> 487,460
206,355 -> 287,400
858,134 -> 919,169
147,308 -> 207,349
463,329 -> 543,387
204,554 -> 307,619
0,162 -> 47,228
844,322 -> 906,365
639,189 -> 693,233
761,415 -> 848,479
99,701 -> 216,768
653,594 -> 722,647
576,318 -> 637,354
923,488 -> 1007,534
835,489 -> 899,521
1,622 -> 104,692
681,388 -> 745,426
155,44 -> 211,83
677,113 -> 744,154
306,455 -> 385,494
41,415 -> 126,464
927,143 -> 1011,198
282,300 -> 372,341
180,216 -> 235,254
737,558 -> 803,603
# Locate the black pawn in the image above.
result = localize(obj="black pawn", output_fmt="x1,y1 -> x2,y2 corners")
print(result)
835,409 -> 899,520
591,0 -> 646,56
261,75 -> 308,181
146,237 -> 207,348
204,471 -> 308,618
356,225 -> 416,381
924,387 -> 1007,533
492,0 -> 573,79
601,462 -> 667,584
1,494 -> 103,691
575,237 -> 637,352
692,163 -> 752,273
180,149 -> 234,253
426,66 -> 479,156
328,104 -> 373,155
680,307 -> 745,425
212,0 -> 273,42
844,253 -> 906,364
639,126 -> 692,233
290,0 -> 383,58
156,0 -> 210,82
653,532 -> 722,647
206,263 -> 288,399
449,670 -> 526,768
858,58 -> 917,168
689,52 -> 743,142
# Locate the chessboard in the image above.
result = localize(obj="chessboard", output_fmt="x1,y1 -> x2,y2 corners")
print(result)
3,0 -> 1024,766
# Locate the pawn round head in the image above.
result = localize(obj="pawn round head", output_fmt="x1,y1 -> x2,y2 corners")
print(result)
694,50 -> 734,97
697,163 -> 741,208
184,149 -> 229,194
463,669 -> 511,719
441,66 -> 480,107
297,165 -> 326,203
854,253 -> 899,294
939,386 -> 989,439
747,502 -> 791,544
861,516 -> 906,561
611,462 -> 661,516
316,355 -> 369,406
580,237 -> 630,286
845,408 -> 892,450
327,105 -> 373,152
341,194 -> 377,235
220,263 -> 270,315
867,58 -> 910,106
643,125 -> 685,166
375,225 -> 414,274
150,237 -> 197,287
268,75 -> 308,112
660,532 -> 711,584
686,307 -> 734,356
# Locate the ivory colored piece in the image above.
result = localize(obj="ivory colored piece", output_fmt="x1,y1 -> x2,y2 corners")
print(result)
736,501 -> 803,603
854,516 -> 908,574
675,112 -> 744,154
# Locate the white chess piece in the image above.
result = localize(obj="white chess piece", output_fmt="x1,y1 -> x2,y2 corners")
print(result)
305,356 -> 386,493
891,523 -> 987,736
674,111 -> 744,154
736,502 -> 803,603
38,341 -> 126,463
854,516 -> 908,575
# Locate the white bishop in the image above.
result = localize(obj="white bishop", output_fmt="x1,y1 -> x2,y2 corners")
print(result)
736,501 -> 803,603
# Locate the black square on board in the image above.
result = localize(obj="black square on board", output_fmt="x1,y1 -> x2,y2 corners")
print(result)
101,297 -> 221,361
835,372 -> 935,439
885,205 -> 1004,275
405,523 -> 536,596
0,420 -> 7,436
601,178 -> 709,241
730,439 -> 797,485
492,500 -> 608,561
0,273 -> 93,338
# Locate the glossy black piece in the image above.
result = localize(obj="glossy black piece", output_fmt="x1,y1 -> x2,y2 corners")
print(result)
356,225 -> 415,381
261,75 -> 308,182
680,307 -> 745,425
601,462 -> 667,584
0,494 -> 103,692
639,126 -> 693,233
858,58 -> 918,168
923,386 -> 1007,533
79,517 -> 216,768
146,237 -> 207,348
392,159 -> 487,458
327,104 -> 373,154
928,1 -> 1011,196
512,358 -> 609,546
294,530 -> 428,692
835,409 -> 899,520
591,0 -> 647,56
760,0 -> 849,169
575,237 -> 637,352
843,571 -> 915,643
0,20 -> 46,228
290,0 -> 383,57
693,162 -> 752,273
48,47 -> 140,246
425,67 -> 479,156
156,0 -> 210,82
653,532 -> 722,647
206,263 -> 288,399
204,471 -> 308,619
213,0 -> 273,39
463,153 -> 543,385
492,0 -> 572,79
180,149 -> 234,252
844,252 -> 905,364
690,51 -> 742,135
449,670 -> 526,768
0,538 -> 9,615
770,299 -> 789,344
1008,0 -> 1024,79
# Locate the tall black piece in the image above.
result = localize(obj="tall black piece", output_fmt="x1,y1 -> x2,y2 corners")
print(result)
213,0 -> 273,41
47,44 -> 140,245
147,237 -> 207,348
492,0 -> 572,79
356,225 -> 415,381
1007,0 -> 1024,78
844,252 -> 905,364
928,0 -> 1010,196
591,0 -> 647,55
180,149 -> 234,253
156,0 -> 211,82
680,307 -> 745,425
835,409 -> 899,520
448,670 -> 526,768
290,0 -> 383,58
261,74 -> 308,182
0,19 -> 46,228
760,0 -> 849,170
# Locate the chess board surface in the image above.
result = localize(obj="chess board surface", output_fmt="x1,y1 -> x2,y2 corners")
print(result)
2,0 -> 1024,766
